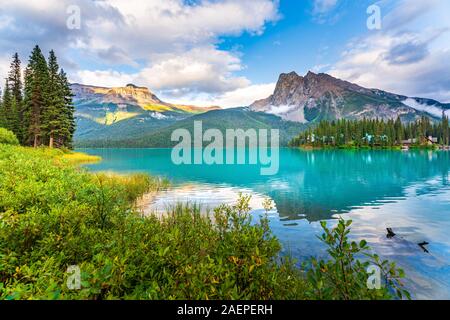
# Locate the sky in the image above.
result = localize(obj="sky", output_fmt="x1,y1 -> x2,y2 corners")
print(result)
0,0 -> 449,107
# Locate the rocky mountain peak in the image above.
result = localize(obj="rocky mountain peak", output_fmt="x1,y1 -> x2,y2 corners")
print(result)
250,71 -> 449,123
71,83 -> 166,107
279,71 -> 300,80
252,71 -> 346,114
108,84 -> 159,103
305,70 -> 317,78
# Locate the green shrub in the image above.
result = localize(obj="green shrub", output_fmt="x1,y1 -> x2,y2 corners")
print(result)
0,128 -> 19,146
305,219 -> 410,300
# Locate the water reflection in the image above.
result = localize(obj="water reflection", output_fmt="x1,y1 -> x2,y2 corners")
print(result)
81,148 -> 450,299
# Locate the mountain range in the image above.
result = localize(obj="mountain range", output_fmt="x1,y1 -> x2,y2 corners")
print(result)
74,72 -> 450,147
250,71 -> 450,122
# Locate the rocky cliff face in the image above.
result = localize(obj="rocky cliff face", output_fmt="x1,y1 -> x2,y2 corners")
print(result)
71,83 -> 170,109
250,71 -> 450,123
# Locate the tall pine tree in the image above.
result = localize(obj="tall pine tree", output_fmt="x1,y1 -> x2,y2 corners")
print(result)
1,81 -> 13,131
0,84 -> 9,129
7,53 -> 24,142
23,45 -> 49,147
42,50 -> 65,148
59,68 -> 75,148
41,51 -> 75,148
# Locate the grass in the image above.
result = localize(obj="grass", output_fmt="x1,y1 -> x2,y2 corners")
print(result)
91,172 -> 170,204
58,151 -> 102,165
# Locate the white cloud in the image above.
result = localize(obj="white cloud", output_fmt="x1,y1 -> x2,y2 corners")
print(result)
328,0 -> 450,102
73,46 -> 254,101
0,0 -> 280,106
137,47 -> 250,95
213,83 -> 276,108
313,0 -> 338,14
311,0 -> 342,23
166,83 -> 276,108
383,0 -> 439,30
403,98 -> 450,118
73,63 -> 275,108
73,70 -> 135,88
70,0 -> 280,63
266,104 -> 298,115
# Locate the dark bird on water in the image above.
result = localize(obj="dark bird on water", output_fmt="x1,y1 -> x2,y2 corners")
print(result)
386,228 -> 396,239
385,228 -> 430,253
418,242 -> 430,253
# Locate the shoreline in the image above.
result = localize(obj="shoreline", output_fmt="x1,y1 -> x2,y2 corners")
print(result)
292,145 -> 446,151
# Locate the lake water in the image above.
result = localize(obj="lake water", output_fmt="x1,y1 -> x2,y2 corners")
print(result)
79,148 -> 450,299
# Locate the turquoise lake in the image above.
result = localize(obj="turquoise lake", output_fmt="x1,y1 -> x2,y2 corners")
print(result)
79,148 -> 450,299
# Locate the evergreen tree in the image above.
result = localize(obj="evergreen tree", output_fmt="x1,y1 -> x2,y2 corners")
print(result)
443,112 -> 449,146
1,81 -> 13,131
0,86 -> 6,128
9,97 -> 21,136
23,45 -> 49,147
394,117 -> 403,143
290,116 -> 450,148
59,69 -> 75,148
42,50 -> 65,148
7,53 -> 24,142
8,53 -> 23,104
2,46 -> 75,148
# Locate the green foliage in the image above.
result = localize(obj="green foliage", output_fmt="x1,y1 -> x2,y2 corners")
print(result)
0,128 -> 19,145
306,219 -> 410,300
290,116 -> 450,148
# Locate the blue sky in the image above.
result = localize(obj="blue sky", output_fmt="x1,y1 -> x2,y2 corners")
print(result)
219,0 -> 371,83
0,0 -> 449,107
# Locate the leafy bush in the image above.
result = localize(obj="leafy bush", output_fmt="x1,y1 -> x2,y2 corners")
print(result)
0,128 -> 19,146
305,219 -> 410,300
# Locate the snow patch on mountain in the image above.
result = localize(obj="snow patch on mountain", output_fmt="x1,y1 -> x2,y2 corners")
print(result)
266,104 -> 306,123
150,112 -> 168,120
267,104 -> 297,115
